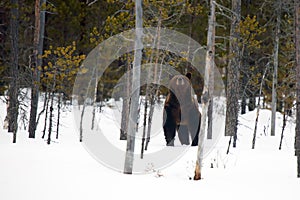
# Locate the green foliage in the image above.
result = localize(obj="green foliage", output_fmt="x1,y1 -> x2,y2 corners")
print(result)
40,42 -> 86,98
239,15 -> 266,50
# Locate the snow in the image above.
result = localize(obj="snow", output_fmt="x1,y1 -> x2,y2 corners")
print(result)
0,94 -> 299,200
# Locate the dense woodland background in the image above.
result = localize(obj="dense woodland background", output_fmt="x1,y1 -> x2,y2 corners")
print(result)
0,0 -> 300,176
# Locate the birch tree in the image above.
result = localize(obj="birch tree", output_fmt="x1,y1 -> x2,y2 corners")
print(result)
124,0 -> 143,174
295,0 -> 300,178
194,0 -> 215,180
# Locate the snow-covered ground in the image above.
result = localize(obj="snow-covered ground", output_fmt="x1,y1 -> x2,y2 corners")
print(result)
0,95 -> 299,200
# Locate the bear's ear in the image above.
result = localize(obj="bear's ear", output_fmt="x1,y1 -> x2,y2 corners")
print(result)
185,72 -> 192,80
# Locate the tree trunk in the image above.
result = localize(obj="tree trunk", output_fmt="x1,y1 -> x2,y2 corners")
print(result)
41,93 -> 50,139
241,95 -> 246,114
91,68 -> 98,130
252,65 -> 268,149
207,40 -> 215,140
279,108 -> 286,150
145,91 -> 155,150
8,0 -> 19,143
120,62 -> 131,140
124,0 -> 143,174
248,94 -> 256,111
47,92 -> 54,145
56,93 -> 61,139
29,0 -> 46,138
294,0 -> 300,178
241,70 -> 247,115
271,0 -> 281,137
225,0 -> 241,149
207,9 -> 215,139
194,0 -> 215,180
145,22 -> 163,151
140,93 -> 148,159
79,102 -> 86,142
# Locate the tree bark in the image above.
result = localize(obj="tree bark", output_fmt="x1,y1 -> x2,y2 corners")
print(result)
47,92 -> 54,145
294,0 -> 300,178
279,108 -> 286,150
225,0 -> 241,149
124,0 -> 143,174
252,65 -> 268,149
140,93 -> 148,159
206,1 -> 215,140
271,0 -> 281,137
194,0 -> 215,180
41,93 -> 50,139
56,93 -> 61,139
29,0 -> 46,138
120,62 -> 131,140
8,0 -> 19,143
91,68 -> 98,130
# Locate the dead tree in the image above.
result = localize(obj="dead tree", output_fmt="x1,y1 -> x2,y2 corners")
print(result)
194,0 -> 215,180
124,0 -> 143,174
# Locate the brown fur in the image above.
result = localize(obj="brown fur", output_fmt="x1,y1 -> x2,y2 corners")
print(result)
163,73 -> 201,146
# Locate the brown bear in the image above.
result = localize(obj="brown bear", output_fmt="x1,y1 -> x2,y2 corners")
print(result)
163,72 -> 201,146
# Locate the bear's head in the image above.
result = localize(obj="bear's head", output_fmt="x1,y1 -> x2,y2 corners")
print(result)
168,72 -> 194,106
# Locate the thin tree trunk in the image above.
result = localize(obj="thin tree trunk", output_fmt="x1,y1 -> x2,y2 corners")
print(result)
56,93 -> 61,139
42,93 -> 50,139
225,0 -> 241,149
145,93 -> 153,151
271,0 -> 281,137
194,0 -> 215,180
252,65 -> 268,149
79,102 -> 86,142
8,0 -> 19,143
252,96 -> 260,149
91,69 -> 98,130
124,0 -> 143,174
47,92 -> 54,145
140,94 -> 148,159
226,136 -> 232,154
241,74 -> 247,115
145,23 -> 162,151
279,108 -> 286,150
36,91 -> 48,126
29,0 -> 46,138
45,68 -> 56,142
294,0 -> 300,178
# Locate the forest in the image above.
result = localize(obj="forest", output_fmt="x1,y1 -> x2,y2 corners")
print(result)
0,0 -> 300,178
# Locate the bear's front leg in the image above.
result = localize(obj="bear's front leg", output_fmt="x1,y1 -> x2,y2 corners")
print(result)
163,105 -> 176,146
